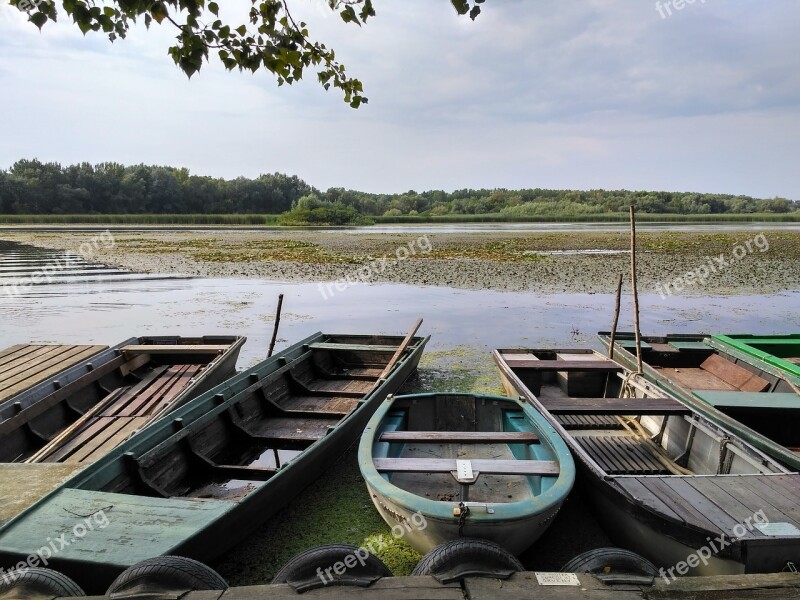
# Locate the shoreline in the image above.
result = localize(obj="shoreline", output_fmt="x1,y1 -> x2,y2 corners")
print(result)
3,229 -> 799,296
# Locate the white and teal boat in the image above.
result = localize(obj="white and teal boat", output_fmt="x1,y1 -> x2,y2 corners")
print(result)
358,392 -> 575,555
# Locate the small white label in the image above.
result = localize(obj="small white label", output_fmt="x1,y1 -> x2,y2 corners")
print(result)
456,459 -> 474,482
754,522 -> 800,537
535,572 -> 581,586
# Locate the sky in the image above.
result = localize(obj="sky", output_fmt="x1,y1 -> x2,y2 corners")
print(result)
1,1 -> 799,198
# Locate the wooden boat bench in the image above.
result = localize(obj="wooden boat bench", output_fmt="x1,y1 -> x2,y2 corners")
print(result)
543,397 -> 689,416
373,458 -> 560,477
379,431 -> 540,444
502,359 -> 621,371
121,345 -> 229,355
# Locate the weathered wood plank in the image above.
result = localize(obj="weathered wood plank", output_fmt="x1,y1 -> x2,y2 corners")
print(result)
373,457 -> 560,476
504,359 -> 621,371
379,431 -> 540,444
664,478 -> 751,538
700,355 -> 770,392
308,343 -> 399,352
545,397 -> 688,415
121,344 -> 229,354
640,477 -> 727,535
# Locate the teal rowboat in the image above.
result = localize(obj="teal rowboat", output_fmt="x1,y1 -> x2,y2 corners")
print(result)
713,334 -> 800,380
359,392 -> 574,555
598,332 -> 800,470
0,331 -> 428,594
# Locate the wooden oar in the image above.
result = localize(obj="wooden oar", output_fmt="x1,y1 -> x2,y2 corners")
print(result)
376,318 -> 423,383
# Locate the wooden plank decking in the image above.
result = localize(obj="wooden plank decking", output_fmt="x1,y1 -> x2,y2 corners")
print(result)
74,573 -> 800,599
0,344 -> 107,404
616,474 -> 800,540
30,363 -> 207,464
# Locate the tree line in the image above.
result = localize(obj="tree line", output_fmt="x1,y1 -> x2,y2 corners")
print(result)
1,159 -> 796,224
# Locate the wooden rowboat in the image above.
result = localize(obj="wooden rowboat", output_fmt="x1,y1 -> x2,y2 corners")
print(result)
0,336 -> 246,464
0,330 -> 428,593
359,392 -> 574,555
599,332 -> 800,470
494,347 -> 800,575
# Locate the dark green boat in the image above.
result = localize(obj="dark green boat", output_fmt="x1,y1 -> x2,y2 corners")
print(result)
599,332 -> 800,470
0,330 -> 428,594
713,334 -> 800,380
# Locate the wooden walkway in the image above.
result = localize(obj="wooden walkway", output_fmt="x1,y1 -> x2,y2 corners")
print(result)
74,573 -> 800,599
0,344 -> 106,404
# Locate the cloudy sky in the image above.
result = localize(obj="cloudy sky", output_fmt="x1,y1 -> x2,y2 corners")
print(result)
1,1 -> 798,198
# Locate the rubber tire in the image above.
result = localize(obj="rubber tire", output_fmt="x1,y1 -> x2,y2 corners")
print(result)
0,567 -> 85,597
412,538 -> 524,580
561,547 -> 659,576
105,556 -> 228,594
272,544 -> 392,591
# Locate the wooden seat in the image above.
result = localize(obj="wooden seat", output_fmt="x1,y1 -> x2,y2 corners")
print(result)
308,343 -> 398,352
544,397 -> 688,416
503,359 -> 621,371
121,345 -> 229,355
373,457 -> 559,476
379,431 -> 540,444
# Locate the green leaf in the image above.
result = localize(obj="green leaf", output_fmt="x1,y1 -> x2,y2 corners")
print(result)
235,24 -> 247,36
29,11 -> 48,30
469,5 -> 481,20
208,2 -> 219,16
451,0 -> 469,15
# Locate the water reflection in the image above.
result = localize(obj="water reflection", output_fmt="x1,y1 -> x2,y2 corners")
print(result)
0,276 -> 796,368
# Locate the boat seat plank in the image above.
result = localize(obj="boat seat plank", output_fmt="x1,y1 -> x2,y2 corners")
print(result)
379,431 -> 540,444
121,345 -> 229,355
668,341 -> 711,351
693,391 -> 800,411
373,458 -> 560,476
308,343 -> 398,352
544,397 -> 688,415
700,355 -> 770,392
212,465 -> 277,481
503,359 -> 621,371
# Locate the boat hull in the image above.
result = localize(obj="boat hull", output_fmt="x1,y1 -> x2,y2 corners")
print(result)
366,483 -> 560,555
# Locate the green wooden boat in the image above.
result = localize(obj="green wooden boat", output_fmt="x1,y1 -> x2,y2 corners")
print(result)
0,331 -> 428,593
598,332 -> 800,470
713,334 -> 800,380
359,392 -> 574,555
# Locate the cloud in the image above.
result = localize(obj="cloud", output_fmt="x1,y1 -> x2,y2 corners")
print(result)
0,0 -> 798,198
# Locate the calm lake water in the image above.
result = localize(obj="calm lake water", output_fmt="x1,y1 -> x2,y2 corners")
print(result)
2,275 -> 798,367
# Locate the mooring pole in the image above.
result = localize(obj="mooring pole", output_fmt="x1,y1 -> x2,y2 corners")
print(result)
268,293 -> 284,358
608,273 -> 624,360
629,206 -> 643,374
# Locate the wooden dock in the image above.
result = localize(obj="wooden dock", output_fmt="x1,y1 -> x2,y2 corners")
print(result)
0,344 -> 107,404
72,572 -> 800,599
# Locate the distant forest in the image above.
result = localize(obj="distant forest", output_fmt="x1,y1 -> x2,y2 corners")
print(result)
1,159 -> 797,224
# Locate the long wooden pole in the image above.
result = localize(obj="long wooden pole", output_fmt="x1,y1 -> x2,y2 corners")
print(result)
268,293 -> 284,358
377,318 -> 423,381
608,273 -> 624,360
629,206 -> 643,374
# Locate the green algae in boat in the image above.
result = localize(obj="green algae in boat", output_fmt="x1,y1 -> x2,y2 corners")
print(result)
359,392 -> 574,555
0,331 -> 427,594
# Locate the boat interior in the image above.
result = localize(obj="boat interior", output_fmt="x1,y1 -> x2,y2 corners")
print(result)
612,337 -> 800,451
0,336 -> 242,464
498,349 -> 785,478
75,338 -> 419,503
372,394 -> 560,504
